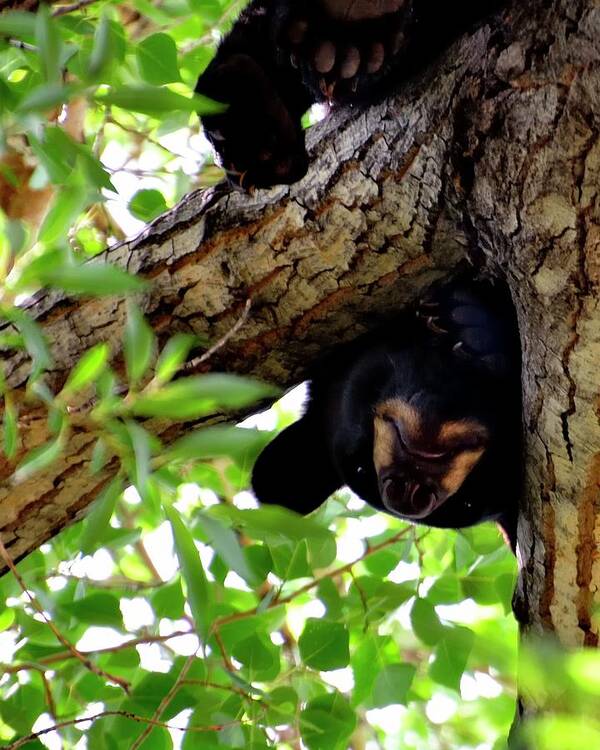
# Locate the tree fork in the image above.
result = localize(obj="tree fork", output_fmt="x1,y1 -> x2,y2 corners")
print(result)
1,0 -> 599,659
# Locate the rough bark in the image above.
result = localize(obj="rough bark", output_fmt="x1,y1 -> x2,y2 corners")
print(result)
0,0 -> 599,659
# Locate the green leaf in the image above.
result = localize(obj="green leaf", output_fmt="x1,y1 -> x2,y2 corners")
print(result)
187,0 -> 221,23
151,578 -> 185,620
462,548 -> 515,605
165,504 -> 211,644
17,83 -> 75,114
232,633 -> 279,680
496,571 -> 518,615
346,576 -> 416,623
525,716 -> 600,750
460,523 -> 506,554
270,539 -> 310,580
0,12 -> 36,39
265,686 -> 298,725
429,626 -> 475,692
63,343 -> 109,395
14,431 -> 64,483
129,667 -> 196,717
2,394 -> 18,459
362,547 -> 402,577
59,592 -> 123,628
46,263 -> 145,297
410,597 -> 445,646
299,619 -> 349,671
132,374 -> 278,419
125,420 -> 151,498
196,511 -> 259,585
155,333 -> 197,383
28,128 -> 76,184
0,607 -> 15,632
124,302 -> 155,387
36,5 -> 62,84
129,188 -> 168,222
427,574 -> 463,604
88,13 -> 113,80
5,308 -> 53,377
317,577 -> 343,620
96,85 -> 225,117
80,478 -> 123,555
137,32 -> 181,85
300,692 -> 356,750
0,683 -> 45,735
168,425 -> 272,466
212,504 -> 337,569
370,663 -> 416,707
351,633 -> 388,707
39,187 -> 89,246
76,142 -> 115,192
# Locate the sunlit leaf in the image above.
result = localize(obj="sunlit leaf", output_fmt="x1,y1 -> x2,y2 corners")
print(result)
125,420 -> 152,497
129,188 -> 168,222
124,302 -> 155,387
165,503 -> 212,644
155,333 -> 197,384
80,477 -> 123,555
429,626 -> 475,692
17,83 -> 76,113
196,511 -> 259,585
371,663 -> 416,707
137,32 -> 181,85
62,342 -> 109,395
59,592 -> 123,628
232,633 -> 280,679
168,425 -> 272,466
132,374 -> 278,419
39,187 -> 89,246
5,308 -> 53,376
96,85 -> 226,116
36,5 -> 62,84
2,393 -> 18,459
88,12 -> 113,80
299,619 -> 350,671
13,430 -> 65,483
410,597 -> 445,646
0,11 -> 37,38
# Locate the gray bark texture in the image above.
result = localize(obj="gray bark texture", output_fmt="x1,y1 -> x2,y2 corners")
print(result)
1,0 -> 599,652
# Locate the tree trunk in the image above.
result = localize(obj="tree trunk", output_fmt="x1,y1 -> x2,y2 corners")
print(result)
1,0 -> 598,667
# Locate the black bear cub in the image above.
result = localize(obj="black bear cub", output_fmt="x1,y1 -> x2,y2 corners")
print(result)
252,281 -> 522,548
195,3 -> 521,546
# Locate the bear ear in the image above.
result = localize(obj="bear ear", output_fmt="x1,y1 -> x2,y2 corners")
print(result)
251,416 -> 341,515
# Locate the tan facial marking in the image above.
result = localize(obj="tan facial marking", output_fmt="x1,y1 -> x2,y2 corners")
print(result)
373,399 -> 421,474
441,447 -> 486,496
438,419 -> 489,445
438,420 -> 488,496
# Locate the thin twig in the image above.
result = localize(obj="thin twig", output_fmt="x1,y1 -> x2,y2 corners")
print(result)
184,298 -> 252,371
52,0 -> 99,17
130,653 -> 197,750
4,709 -> 241,750
213,627 -> 235,672
8,39 -> 37,51
39,671 -> 57,720
0,537 -> 130,693
1,628 -> 194,675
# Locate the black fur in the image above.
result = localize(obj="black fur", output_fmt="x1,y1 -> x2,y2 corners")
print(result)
196,0 -> 505,188
252,280 -> 522,547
